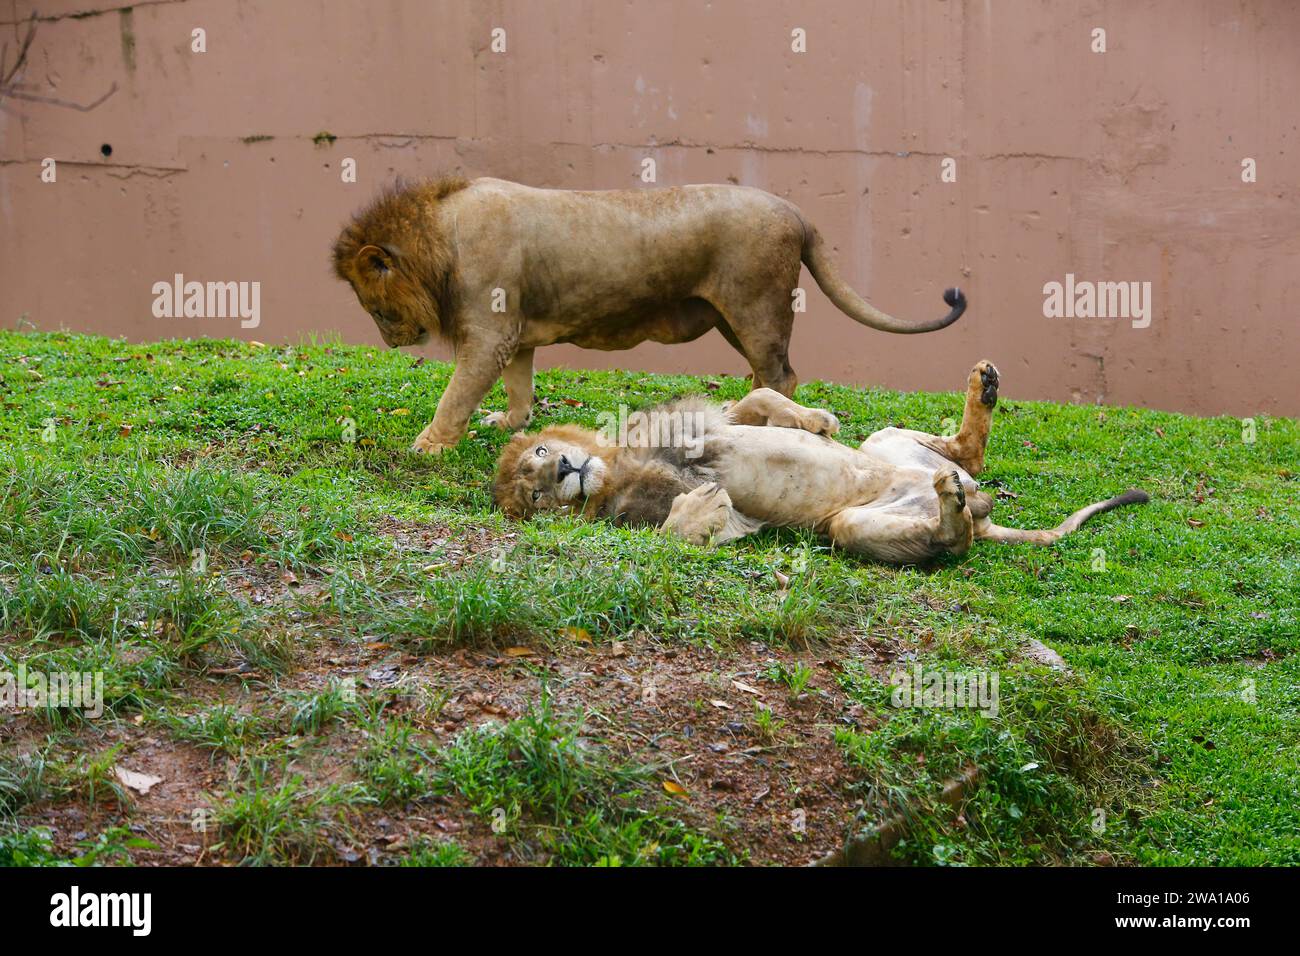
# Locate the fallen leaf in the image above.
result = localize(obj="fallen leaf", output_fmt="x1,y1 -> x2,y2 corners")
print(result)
709,699 -> 733,710
731,680 -> 762,696
114,767 -> 163,795
561,627 -> 593,645
772,568 -> 790,590
662,780 -> 687,797
503,646 -> 536,657
1187,518 -> 1205,528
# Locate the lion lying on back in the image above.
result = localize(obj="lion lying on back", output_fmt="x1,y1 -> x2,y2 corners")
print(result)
493,361 -> 1148,564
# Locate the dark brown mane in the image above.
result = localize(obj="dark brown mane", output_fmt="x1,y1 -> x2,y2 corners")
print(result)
331,175 -> 470,338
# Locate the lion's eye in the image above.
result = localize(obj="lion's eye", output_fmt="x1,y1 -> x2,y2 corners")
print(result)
535,447 -> 548,458
532,489 -> 543,502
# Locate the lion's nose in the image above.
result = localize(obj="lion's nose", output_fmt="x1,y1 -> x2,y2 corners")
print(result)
556,455 -> 582,480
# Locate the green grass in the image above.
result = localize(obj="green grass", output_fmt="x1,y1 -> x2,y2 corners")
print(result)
214,760 -> 374,865
432,692 -> 737,865
0,329 -> 1296,865
152,703 -> 277,758
0,826 -> 155,866
398,836 -> 472,867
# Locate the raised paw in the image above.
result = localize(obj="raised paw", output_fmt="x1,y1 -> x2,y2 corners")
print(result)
933,468 -> 967,508
970,360 -> 1000,407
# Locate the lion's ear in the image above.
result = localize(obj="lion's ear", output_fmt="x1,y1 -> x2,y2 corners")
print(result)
354,243 -> 395,280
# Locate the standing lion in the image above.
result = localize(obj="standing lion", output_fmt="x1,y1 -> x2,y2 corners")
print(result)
332,176 -> 966,454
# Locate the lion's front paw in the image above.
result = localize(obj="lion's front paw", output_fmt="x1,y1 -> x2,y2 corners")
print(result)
804,409 -> 840,437
411,427 -> 456,455
481,409 -> 532,431
664,482 -> 733,546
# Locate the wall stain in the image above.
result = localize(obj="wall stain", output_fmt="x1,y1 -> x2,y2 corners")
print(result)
119,8 -> 136,74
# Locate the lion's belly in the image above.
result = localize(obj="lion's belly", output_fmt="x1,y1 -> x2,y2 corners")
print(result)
549,297 -> 722,350
707,427 -> 889,528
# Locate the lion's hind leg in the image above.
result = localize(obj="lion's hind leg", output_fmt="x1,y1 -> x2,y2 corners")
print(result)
925,360 -> 999,476
825,468 -> 974,564
825,505 -> 944,565
724,387 -> 839,437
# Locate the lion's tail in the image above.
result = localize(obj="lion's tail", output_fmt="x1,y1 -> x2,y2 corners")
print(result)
797,213 -> 966,333
974,489 -> 1150,545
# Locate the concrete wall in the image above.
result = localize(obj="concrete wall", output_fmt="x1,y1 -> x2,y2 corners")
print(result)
2,0 -> 1297,416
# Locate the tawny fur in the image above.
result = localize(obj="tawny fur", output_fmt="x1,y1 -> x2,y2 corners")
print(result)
332,176 -> 966,456
492,361 -> 1149,566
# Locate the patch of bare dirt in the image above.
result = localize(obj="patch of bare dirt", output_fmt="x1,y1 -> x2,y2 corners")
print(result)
373,517 -> 512,567
4,549 -> 915,866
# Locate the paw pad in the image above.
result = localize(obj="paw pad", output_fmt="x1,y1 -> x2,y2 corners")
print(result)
978,363 -> 1000,407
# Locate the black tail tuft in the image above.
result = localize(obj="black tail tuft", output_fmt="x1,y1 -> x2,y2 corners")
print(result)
942,287 -> 967,321
1112,489 -> 1151,507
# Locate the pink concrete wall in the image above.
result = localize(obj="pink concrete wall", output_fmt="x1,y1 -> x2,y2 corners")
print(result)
2,0 -> 1297,416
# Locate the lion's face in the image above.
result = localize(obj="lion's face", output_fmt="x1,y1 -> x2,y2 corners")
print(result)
494,434 -> 609,518
355,291 -> 431,349
341,244 -> 435,348
333,179 -> 471,351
